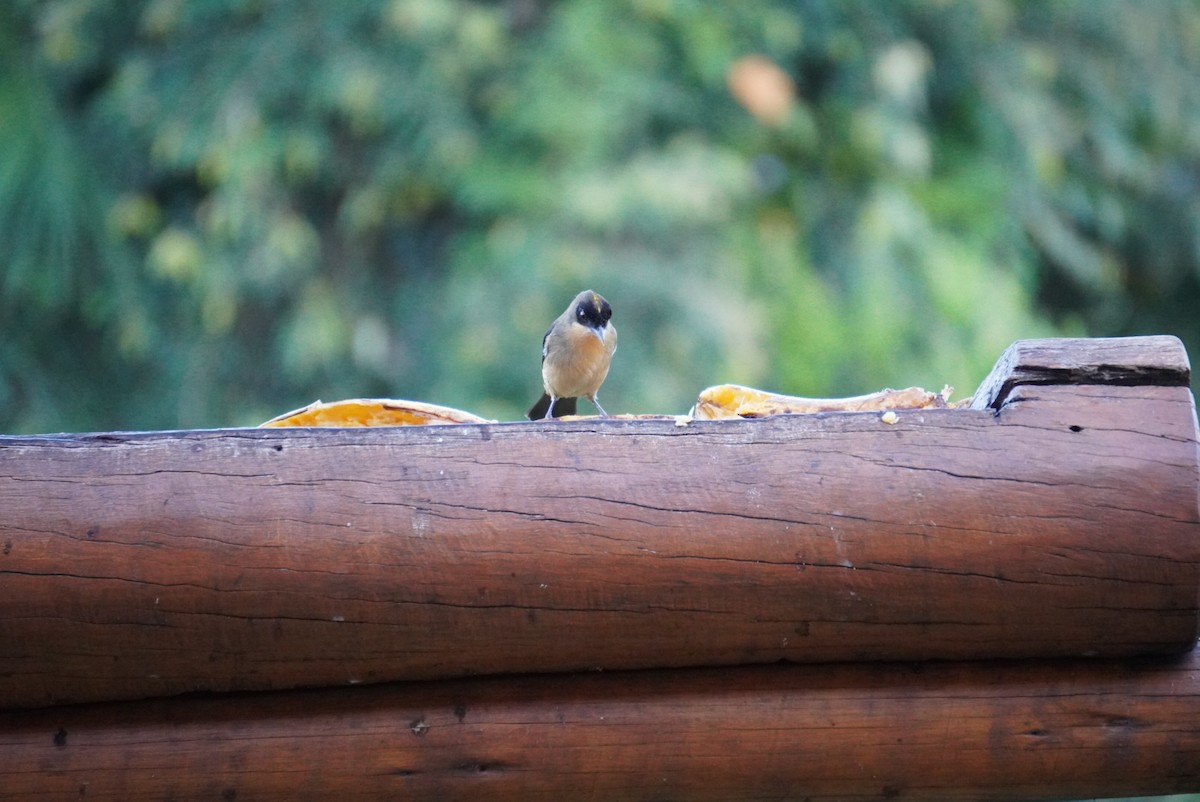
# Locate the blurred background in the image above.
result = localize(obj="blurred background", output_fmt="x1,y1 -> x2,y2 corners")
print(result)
1,0 -> 1199,433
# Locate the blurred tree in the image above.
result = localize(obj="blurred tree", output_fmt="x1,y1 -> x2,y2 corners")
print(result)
1,0 -> 1198,433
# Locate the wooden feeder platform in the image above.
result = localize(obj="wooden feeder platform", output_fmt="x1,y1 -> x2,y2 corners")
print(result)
0,336 -> 1197,800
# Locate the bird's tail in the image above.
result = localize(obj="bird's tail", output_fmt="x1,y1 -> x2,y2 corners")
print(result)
527,394 -> 577,420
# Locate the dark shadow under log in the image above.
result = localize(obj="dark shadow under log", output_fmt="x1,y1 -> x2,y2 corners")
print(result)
2,647 -> 1198,801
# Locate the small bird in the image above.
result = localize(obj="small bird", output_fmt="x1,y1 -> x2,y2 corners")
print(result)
527,290 -> 617,420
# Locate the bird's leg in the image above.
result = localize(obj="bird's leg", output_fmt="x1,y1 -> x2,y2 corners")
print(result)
590,395 -> 608,417
542,396 -> 559,420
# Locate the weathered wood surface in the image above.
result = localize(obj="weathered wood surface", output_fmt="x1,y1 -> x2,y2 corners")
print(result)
0,336 -> 1197,709
3,649 -> 1198,801
970,334 -> 1191,409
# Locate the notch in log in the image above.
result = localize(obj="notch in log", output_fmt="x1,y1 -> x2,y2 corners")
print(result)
970,335 -> 1191,410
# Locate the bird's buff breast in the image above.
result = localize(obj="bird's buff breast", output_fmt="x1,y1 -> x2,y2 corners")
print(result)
543,325 -> 616,398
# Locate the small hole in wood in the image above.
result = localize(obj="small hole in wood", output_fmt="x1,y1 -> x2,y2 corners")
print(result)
1068,425 -> 1083,433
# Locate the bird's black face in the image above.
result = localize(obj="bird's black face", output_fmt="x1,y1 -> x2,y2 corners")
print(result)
575,293 -> 612,330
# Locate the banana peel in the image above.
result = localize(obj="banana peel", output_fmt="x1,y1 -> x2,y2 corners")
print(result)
261,399 -> 492,428
691,385 -> 955,420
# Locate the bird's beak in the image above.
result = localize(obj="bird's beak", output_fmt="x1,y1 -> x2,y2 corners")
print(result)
591,326 -> 607,345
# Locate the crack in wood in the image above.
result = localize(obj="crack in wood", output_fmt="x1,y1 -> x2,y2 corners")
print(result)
970,336 -> 1191,410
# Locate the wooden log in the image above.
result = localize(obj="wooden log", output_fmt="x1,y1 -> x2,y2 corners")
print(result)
0,336 -> 1197,708
2,649 -> 1198,801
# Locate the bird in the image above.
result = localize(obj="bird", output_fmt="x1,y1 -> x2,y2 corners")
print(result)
527,290 -> 617,420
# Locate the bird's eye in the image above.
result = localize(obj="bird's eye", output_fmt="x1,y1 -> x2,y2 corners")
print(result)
577,306 -> 586,320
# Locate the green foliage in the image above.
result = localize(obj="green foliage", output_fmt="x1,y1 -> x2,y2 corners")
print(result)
2,0 -> 1199,433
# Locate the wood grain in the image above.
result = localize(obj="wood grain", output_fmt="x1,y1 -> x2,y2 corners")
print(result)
2,650 -> 1197,800
970,334 -> 1191,409
2,377 -> 1196,708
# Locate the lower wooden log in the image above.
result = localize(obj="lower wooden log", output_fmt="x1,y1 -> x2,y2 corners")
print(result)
4,648 -> 1198,801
